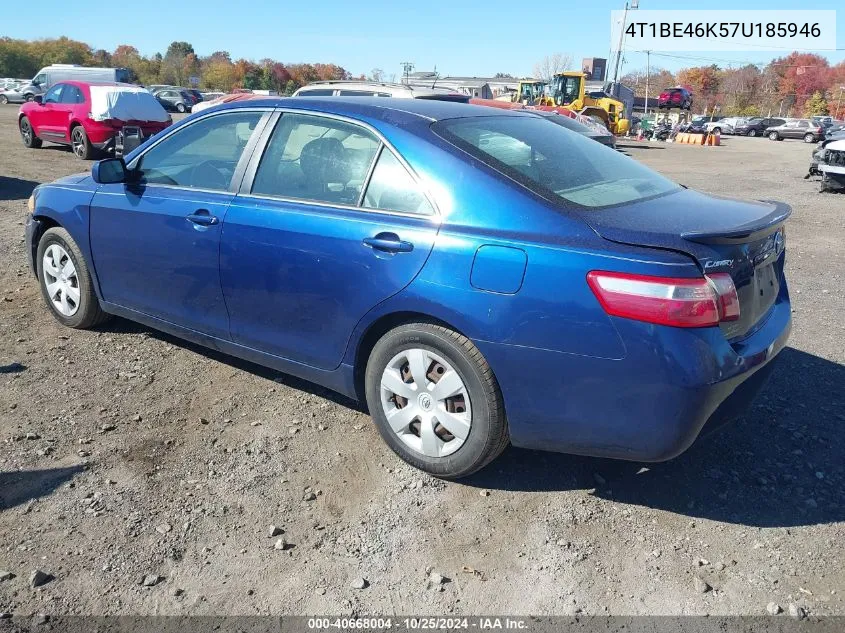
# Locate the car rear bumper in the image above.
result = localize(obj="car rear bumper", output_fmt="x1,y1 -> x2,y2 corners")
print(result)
476,284 -> 791,462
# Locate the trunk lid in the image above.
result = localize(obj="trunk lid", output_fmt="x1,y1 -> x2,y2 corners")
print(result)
580,188 -> 790,339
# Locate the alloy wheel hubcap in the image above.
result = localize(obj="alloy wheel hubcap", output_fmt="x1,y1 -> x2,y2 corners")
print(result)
43,244 -> 80,316
72,130 -> 84,157
380,348 -> 472,458
21,122 -> 31,143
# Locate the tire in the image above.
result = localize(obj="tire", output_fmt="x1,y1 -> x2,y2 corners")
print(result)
768,132 -> 779,141
712,127 -> 721,134
25,94 -> 35,102
71,125 -> 95,160
19,116 -> 42,148
36,227 -> 110,329
0,95 -> 8,105
803,133 -> 816,143
176,103 -> 186,113
365,323 -> 508,479
748,129 -> 757,137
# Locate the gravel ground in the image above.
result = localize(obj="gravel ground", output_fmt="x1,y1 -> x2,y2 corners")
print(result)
0,105 -> 843,618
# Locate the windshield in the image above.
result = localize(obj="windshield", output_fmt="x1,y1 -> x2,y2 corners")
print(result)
433,115 -> 679,209
553,76 -> 581,105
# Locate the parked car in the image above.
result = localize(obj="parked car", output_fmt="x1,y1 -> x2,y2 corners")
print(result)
686,115 -> 723,134
0,87 -> 26,105
705,117 -> 745,135
808,127 -> 845,177
766,119 -> 825,143
191,92 -> 267,114
657,87 -> 693,110
154,88 -> 198,113
19,64 -> 131,102
294,80 -> 470,102
816,138 -> 845,193
733,117 -> 785,137
18,81 -> 171,159
24,98 -> 791,478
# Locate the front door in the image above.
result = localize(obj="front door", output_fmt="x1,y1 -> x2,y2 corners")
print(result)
36,84 -> 68,140
220,112 -> 440,370
89,109 -> 268,338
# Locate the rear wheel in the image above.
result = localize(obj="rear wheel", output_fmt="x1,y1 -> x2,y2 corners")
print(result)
768,131 -> 779,141
803,133 -> 816,143
176,103 -> 186,113
19,116 -> 42,148
0,95 -> 8,105
365,323 -> 508,479
748,129 -> 757,137
36,227 -> 110,329
71,126 -> 96,160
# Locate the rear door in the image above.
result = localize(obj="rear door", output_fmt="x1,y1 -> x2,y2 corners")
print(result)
220,111 -> 440,369
89,108 -> 270,338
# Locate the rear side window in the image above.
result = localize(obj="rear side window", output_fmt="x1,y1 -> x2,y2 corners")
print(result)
297,89 -> 334,97
338,90 -> 376,96
59,86 -> 84,104
251,113 -> 380,205
434,115 -> 678,209
134,111 -> 263,190
363,149 -> 433,215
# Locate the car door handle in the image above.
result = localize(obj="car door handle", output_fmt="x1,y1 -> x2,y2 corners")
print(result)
363,233 -> 414,253
186,210 -> 219,226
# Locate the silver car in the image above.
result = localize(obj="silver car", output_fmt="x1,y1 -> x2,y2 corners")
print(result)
293,80 -> 469,102
0,88 -> 26,105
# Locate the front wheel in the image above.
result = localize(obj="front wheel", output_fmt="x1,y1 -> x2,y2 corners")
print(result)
19,116 -> 42,148
365,323 -> 508,479
36,227 -> 110,329
768,132 -> 779,141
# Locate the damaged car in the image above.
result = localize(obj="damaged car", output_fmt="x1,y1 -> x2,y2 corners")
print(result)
19,81 -> 171,159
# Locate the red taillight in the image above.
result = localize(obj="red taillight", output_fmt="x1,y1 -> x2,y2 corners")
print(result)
707,272 -> 740,321
586,271 -> 740,328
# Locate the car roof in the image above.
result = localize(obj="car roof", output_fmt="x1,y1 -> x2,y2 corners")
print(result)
212,96 -> 521,123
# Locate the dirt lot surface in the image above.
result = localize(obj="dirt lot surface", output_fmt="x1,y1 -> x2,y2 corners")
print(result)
1,105 -> 843,618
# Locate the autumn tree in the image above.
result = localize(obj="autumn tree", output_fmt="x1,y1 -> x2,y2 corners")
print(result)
620,67 -> 675,98
803,91 -> 829,116
771,52 -> 829,113
676,65 -> 723,112
162,41 -> 195,86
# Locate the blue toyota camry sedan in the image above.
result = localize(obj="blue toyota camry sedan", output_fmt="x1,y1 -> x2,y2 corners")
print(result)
25,98 -> 791,478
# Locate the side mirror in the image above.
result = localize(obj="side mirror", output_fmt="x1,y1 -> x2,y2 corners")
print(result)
33,95 -> 43,105
92,158 -> 128,184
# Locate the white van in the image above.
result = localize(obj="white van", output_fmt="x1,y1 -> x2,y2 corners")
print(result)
21,65 -> 132,101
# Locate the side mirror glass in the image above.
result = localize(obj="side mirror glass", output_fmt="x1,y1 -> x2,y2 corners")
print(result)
92,158 -> 128,184
33,95 -> 43,104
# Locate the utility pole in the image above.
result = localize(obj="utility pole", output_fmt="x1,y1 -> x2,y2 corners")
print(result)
612,0 -> 638,84
400,62 -> 414,85
644,50 -> 650,119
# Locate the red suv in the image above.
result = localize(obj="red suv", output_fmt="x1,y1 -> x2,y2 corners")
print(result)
18,81 -> 171,160
657,87 -> 693,110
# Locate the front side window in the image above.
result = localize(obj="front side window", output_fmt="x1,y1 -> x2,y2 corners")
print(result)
133,110 -> 263,190
363,149 -> 433,215
33,73 -> 46,85
43,84 -> 63,104
251,113 -> 380,205
434,115 -> 679,209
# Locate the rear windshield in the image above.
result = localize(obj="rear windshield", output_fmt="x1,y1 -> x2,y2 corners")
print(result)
433,115 -> 678,209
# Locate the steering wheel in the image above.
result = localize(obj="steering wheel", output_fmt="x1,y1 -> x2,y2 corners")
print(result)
189,161 -> 229,190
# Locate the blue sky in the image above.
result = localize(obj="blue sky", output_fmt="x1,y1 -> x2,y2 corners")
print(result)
3,0 -> 843,77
